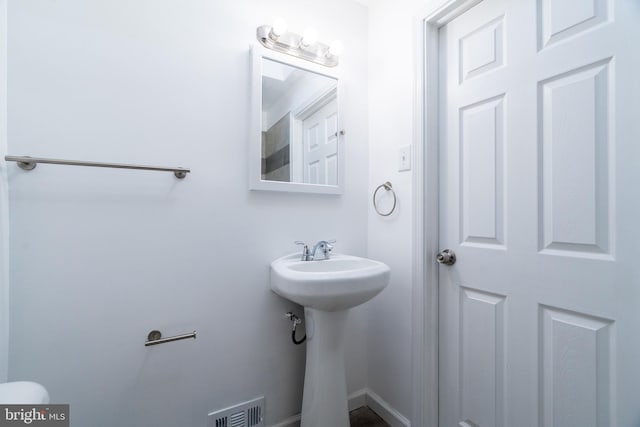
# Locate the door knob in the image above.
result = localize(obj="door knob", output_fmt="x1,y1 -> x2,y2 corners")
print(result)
436,249 -> 456,265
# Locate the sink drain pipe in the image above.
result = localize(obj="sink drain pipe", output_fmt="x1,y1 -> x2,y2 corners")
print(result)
286,312 -> 306,345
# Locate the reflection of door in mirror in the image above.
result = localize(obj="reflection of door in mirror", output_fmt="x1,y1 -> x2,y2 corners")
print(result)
261,57 -> 338,185
300,98 -> 338,185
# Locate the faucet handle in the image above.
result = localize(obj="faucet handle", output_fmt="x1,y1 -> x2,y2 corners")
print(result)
326,239 -> 336,251
312,239 -> 336,260
294,241 -> 311,261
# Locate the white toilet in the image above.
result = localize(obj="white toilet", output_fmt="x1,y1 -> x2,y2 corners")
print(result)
0,381 -> 49,403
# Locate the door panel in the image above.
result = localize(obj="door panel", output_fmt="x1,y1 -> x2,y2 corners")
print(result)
538,0 -> 610,49
459,15 -> 504,83
459,288 -> 506,427
539,305 -> 614,427
437,0 -> 639,426
538,59 -> 612,257
460,95 -> 505,248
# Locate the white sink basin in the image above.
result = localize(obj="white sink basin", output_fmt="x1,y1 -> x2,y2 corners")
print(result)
0,381 -> 49,404
270,253 -> 390,311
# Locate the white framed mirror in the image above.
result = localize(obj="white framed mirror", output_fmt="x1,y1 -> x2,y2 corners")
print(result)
250,45 -> 343,194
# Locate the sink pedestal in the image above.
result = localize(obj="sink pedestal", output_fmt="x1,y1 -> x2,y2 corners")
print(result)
301,307 -> 349,427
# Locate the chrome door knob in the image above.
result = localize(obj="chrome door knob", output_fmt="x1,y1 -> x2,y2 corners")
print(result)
436,249 -> 456,265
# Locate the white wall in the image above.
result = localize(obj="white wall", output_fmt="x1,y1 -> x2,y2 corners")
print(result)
366,0 -> 446,423
6,1 -> 368,425
0,0 -> 8,384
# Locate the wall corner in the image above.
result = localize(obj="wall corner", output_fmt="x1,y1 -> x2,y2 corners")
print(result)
0,0 -> 9,383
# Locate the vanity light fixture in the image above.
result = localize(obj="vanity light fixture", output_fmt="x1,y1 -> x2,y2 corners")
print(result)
301,28 -> 318,47
270,18 -> 287,39
257,19 -> 342,67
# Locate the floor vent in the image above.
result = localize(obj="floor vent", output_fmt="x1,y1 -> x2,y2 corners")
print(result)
208,396 -> 264,427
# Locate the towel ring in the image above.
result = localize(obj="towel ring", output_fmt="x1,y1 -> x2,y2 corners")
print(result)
373,181 -> 397,216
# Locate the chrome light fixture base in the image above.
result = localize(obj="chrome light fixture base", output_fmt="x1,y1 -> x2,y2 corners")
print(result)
256,25 -> 339,68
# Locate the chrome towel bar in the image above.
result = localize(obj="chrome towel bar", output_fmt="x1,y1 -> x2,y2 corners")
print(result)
145,330 -> 196,346
5,155 -> 190,179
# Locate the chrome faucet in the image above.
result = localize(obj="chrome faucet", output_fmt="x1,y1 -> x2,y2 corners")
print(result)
295,240 -> 336,261
311,240 -> 334,260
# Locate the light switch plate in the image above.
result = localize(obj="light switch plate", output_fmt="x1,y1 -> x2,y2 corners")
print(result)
398,145 -> 412,172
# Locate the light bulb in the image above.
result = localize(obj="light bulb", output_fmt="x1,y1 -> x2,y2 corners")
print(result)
302,28 -> 319,46
271,18 -> 287,38
329,40 -> 344,56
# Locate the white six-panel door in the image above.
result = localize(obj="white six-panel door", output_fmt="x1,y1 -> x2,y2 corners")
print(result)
438,0 -> 640,425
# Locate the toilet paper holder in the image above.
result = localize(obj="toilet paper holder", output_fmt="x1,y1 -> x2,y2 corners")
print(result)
145,330 -> 197,347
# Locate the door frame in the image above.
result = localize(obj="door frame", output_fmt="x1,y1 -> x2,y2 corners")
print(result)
412,1 -> 483,426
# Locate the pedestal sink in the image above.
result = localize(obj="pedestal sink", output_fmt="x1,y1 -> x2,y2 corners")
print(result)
270,253 -> 390,427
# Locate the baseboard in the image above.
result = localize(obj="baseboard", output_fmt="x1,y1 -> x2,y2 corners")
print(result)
362,388 -> 411,427
347,388 -> 368,411
269,413 -> 300,427
268,388 -> 410,427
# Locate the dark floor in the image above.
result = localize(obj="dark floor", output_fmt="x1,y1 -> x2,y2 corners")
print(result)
349,406 -> 390,427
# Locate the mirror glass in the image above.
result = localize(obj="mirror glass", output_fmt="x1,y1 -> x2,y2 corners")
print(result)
260,58 -> 339,186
